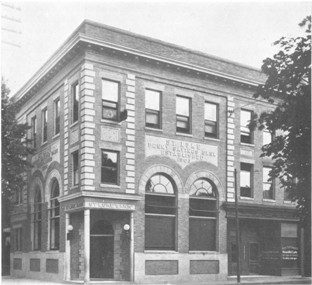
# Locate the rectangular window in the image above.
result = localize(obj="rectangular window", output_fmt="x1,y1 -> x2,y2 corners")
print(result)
101,150 -> 119,185
176,96 -> 191,134
240,109 -> 253,144
54,98 -> 60,135
263,129 -> 273,146
12,187 -> 23,205
263,167 -> 274,200
31,116 -> 37,148
50,197 -> 60,250
33,200 -> 42,250
102,79 -> 119,121
145,89 -> 161,128
14,228 -> 22,251
240,163 -> 253,198
205,102 -> 218,138
72,83 -> 79,123
42,108 -> 48,143
72,151 -> 79,186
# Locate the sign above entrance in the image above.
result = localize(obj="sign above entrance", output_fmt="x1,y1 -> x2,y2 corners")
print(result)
145,135 -> 218,168
64,200 -> 135,212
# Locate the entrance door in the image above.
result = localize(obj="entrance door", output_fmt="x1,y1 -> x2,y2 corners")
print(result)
90,220 -> 114,279
240,221 -> 260,275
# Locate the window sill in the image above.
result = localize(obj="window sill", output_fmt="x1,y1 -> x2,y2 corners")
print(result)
53,133 -> 60,140
145,127 -> 163,133
70,186 -> 79,191
70,121 -> 79,129
204,136 -> 220,142
189,250 -> 218,254
263,198 -> 276,203
41,141 -> 48,148
239,196 -> 254,200
144,250 -> 177,254
240,142 -> 255,148
175,132 -> 193,138
100,184 -> 120,189
101,119 -> 122,126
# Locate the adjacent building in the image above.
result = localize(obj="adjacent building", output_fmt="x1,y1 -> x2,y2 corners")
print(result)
10,20 -> 302,283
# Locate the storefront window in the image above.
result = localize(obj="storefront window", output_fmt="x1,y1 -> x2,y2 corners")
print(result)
189,178 -> 217,251
281,223 -> 299,272
145,174 -> 176,250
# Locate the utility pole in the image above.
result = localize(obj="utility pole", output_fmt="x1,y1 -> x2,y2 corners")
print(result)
234,169 -> 241,283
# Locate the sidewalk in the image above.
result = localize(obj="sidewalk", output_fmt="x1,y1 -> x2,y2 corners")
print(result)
2,275 -> 312,285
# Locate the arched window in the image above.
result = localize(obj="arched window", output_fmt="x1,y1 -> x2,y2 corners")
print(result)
189,178 -> 217,251
145,174 -> 176,250
50,179 -> 60,250
33,186 -> 42,250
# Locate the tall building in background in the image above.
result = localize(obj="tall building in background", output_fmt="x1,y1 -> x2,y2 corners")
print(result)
9,20 -> 302,283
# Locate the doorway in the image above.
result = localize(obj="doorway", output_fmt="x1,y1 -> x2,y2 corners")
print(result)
90,220 -> 114,279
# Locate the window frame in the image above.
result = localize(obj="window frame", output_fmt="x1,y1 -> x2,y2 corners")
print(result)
263,166 -> 275,200
145,89 -> 162,129
49,179 -> 60,250
176,95 -> 191,134
72,150 -> 79,187
102,79 -> 120,121
101,149 -> 119,185
72,82 -> 79,124
42,107 -> 48,143
54,98 -> 61,135
204,102 -> 218,138
31,116 -> 37,148
240,163 -> 253,198
145,174 -> 177,251
14,227 -> 22,252
240,109 -> 253,144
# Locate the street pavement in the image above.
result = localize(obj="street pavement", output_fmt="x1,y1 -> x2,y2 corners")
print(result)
1,275 -> 311,285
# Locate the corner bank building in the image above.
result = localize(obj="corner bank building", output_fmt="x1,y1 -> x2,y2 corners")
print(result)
10,20 -> 303,283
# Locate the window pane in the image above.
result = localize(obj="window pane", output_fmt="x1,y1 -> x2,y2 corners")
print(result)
146,111 -> 159,127
176,96 -> 189,116
145,89 -> 160,110
73,83 -> 79,123
263,167 -> 271,182
240,170 -> 251,188
146,174 -> 174,194
189,218 -> 216,251
205,103 -> 217,121
145,215 -> 175,250
145,195 -> 175,215
101,150 -> 118,184
102,80 -> 118,102
240,110 -> 251,127
263,130 -> 272,145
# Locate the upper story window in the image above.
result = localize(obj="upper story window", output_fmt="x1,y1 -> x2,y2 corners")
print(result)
240,163 -> 253,198
145,174 -> 176,250
12,186 -> 23,205
31,116 -> 37,148
101,150 -> 119,185
33,186 -> 42,250
189,178 -> 217,251
176,96 -> 191,134
14,227 -> 22,251
205,102 -> 218,138
72,151 -> 79,186
263,129 -> 273,146
42,108 -> 48,143
145,89 -> 161,129
102,79 -> 119,121
54,98 -> 60,135
240,109 -> 253,144
72,83 -> 79,124
50,179 -> 60,250
263,166 -> 274,200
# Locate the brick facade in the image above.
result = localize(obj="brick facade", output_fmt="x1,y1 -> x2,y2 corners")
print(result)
9,20 -> 301,283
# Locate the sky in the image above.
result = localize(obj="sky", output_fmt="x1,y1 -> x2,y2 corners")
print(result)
1,0 -> 311,95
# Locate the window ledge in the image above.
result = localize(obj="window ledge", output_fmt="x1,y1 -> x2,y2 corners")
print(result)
263,198 -> 276,203
100,184 -> 120,189
101,119 -> 122,126
240,196 -> 254,200
175,132 -> 193,138
240,143 -> 255,148
41,141 -> 48,148
70,121 -> 79,129
70,186 -> 79,191
144,250 -> 177,254
145,127 -> 163,133
204,137 -> 220,142
53,133 -> 60,140
189,251 -> 218,254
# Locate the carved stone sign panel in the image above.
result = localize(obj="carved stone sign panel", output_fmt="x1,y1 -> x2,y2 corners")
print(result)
101,126 -> 120,143
145,135 -> 218,168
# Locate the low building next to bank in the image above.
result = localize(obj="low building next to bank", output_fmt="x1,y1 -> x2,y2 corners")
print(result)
9,20 -> 303,283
